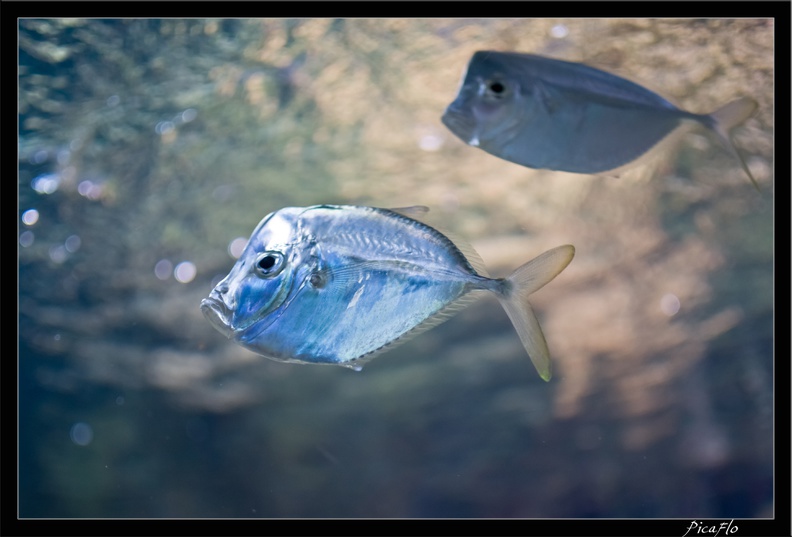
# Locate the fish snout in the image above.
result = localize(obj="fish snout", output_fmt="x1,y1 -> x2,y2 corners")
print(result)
441,103 -> 475,143
201,294 -> 234,338
442,96 -> 470,121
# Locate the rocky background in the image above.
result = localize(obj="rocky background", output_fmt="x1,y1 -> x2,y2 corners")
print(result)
19,19 -> 773,518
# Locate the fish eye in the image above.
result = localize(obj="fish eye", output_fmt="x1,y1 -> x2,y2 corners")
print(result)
254,251 -> 285,278
485,79 -> 508,98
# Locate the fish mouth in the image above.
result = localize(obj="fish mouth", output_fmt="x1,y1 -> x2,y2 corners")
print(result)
441,105 -> 475,143
200,297 -> 235,339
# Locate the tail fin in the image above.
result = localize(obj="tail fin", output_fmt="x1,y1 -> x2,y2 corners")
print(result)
709,97 -> 759,190
496,245 -> 575,381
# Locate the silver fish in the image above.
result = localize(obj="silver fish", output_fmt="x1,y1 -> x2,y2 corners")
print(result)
441,51 -> 758,188
201,205 -> 575,381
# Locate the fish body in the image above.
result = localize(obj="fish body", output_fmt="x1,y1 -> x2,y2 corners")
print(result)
201,205 -> 574,380
441,51 -> 758,187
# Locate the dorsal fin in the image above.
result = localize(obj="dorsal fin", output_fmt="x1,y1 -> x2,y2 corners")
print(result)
388,205 -> 431,219
387,206 -> 490,278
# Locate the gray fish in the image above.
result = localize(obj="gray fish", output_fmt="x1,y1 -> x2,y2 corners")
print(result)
201,205 -> 575,381
441,51 -> 759,188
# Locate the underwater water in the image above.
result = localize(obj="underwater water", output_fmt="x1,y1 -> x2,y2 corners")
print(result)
18,19 -> 774,522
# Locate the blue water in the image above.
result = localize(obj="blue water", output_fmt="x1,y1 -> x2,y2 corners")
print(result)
18,18 -> 774,521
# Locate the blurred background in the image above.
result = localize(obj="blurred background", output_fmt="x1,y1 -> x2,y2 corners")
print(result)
18,18 -> 773,518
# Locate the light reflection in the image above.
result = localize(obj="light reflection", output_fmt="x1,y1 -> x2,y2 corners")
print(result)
660,293 -> 681,316
49,244 -> 68,264
30,149 -> 48,165
57,149 -> 71,165
78,180 -> 103,200
228,237 -> 248,259
19,230 -> 35,247
155,121 -> 175,135
181,108 -> 198,123
550,24 -> 569,39
154,259 -> 173,280
22,209 -> 40,226
64,235 -> 81,253
70,422 -> 94,446
31,173 -> 61,194
174,261 -> 197,283
419,134 -> 443,152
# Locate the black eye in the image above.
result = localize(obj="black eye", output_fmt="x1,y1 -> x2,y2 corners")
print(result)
259,255 -> 276,270
254,251 -> 284,277
486,80 -> 507,97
